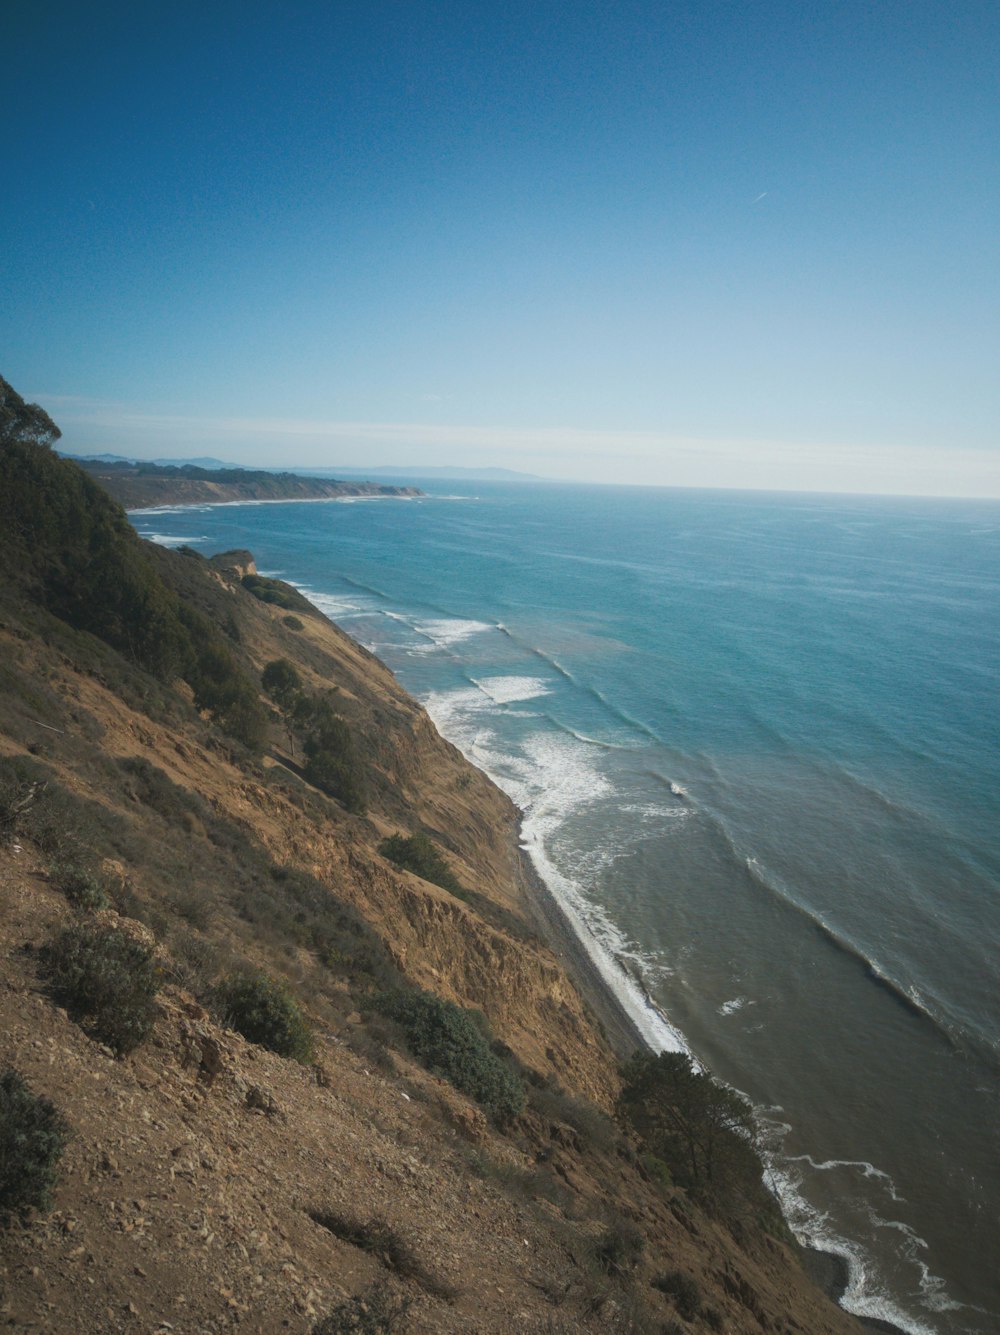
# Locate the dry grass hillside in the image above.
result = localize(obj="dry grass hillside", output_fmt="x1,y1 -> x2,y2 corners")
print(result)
0,405 -> 863,1333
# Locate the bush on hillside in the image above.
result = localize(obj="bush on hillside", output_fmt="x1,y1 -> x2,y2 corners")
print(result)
594,1218 -> 645,1277
0,1067 -> 69,1222
214,970 -> 314,1062
313,1283 -> 412,1334
652,1270 -> 702,1320
49,857 -> 110,911
262,658 -> 303,710
0,759 -> 46,846
182,613 -> 268,750
373,989 -> 524,1126
43,923 -> 159,1055
379,833 -> 464,897
242,573 -> 314,613
309,1212 -> 457,1299
302,706 -> 366,813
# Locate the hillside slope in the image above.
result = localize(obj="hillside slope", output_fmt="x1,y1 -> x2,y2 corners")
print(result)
0,381 -> 861,1333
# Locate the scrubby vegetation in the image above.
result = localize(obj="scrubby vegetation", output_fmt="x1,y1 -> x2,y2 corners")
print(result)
214,970 -> 314,1062
0,762 -> 45,846
0,1068 -> 69,1222
243,572 -> 315,614
313,1283 -> 412,1334
262,657 -> 303,709
49,856 -> 111,911
652,1269 -> 703,1320
373,989 -> 524,1125
262,659 -> 367,812
526,1075 -> 620,1153
594,1218 -> 645,1277
43,923 -> 159,1055
379,832 -> 465,898
617,1050 -> 776,1225
0,377 -> 267,750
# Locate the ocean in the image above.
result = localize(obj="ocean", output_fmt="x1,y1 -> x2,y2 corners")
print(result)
132,481 -> 1000,1335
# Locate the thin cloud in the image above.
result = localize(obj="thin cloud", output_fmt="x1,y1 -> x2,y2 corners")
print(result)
50,402 -> 1000,498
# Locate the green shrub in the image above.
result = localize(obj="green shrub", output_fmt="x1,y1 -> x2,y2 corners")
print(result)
0,397 -> 268,750
43,924 -> 159,1055
283,615 -> 304,631
379,833 -> 464,897
527,1078 -> 619,1152
0,761 -> 45,846
313,1283 -> 411,1334
215,970 -> 314,1062
303,739 -> 366,813
262,658 -> 303,709
594,1219 -> 645,1277
273,692 -> 366,811
242,573 -> 314,613
182,618 -> 268,751
652,1270 -> 702,1320
639,1151 -> 673,1191
373,989 -> 524,1126
0,1068 -> 69,1222
49,857 -> 110,911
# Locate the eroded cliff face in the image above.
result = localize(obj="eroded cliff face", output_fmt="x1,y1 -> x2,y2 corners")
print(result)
0,546 -> 861,1334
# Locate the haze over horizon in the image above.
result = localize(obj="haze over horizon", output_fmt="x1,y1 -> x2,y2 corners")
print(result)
4,1 -> 998,497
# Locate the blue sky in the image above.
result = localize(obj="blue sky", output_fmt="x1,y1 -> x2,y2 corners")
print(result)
3,0 -> 998,494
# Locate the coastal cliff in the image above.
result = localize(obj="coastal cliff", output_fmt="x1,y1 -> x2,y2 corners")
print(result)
73,458 -> 422,509
0,386 -> 861,1332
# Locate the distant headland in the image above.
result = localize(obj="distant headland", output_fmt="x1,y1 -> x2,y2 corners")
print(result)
66,457 -> 423,508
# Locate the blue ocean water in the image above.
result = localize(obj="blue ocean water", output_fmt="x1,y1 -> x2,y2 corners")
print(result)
133,483 -> 1000,1334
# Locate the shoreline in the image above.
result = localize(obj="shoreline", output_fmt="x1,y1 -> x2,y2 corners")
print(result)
126,492 -> 421,516
516,836 -> 648,1062
128,514 -> 918,1335
515,822 -> 910,1335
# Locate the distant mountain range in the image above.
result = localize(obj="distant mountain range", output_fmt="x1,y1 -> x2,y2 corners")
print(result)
307,464 -> 543,482
60,451 -> 542,483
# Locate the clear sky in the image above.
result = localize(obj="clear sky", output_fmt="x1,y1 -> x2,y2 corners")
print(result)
3,0 -> 998,495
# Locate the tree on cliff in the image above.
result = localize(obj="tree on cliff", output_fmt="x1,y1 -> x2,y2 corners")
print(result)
262,659 -> 303,712
0,374 -> 61,451
618,1051 -> 769,1218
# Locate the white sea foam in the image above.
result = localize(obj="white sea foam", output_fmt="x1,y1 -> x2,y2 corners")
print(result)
410,617 -> 494,650
421,685 -> 690,1055
306,591 -> 368,620
472,675 -> 552,704
141,532 -> 207,547
618,801 -> 690,821
718,996 -> 755,1016
128,504 -> 214,516
764,1140 -> 948,1335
